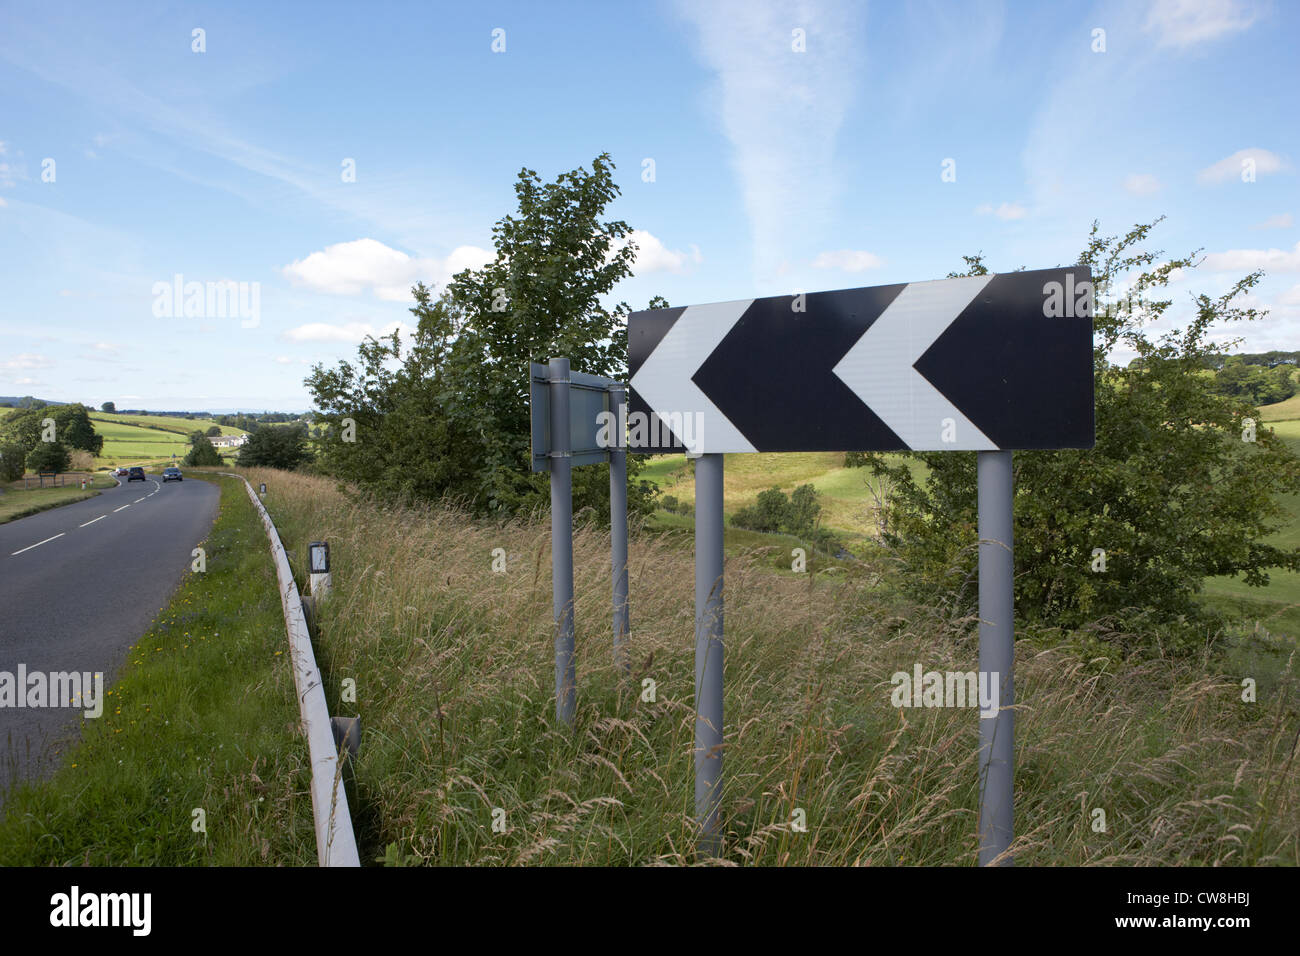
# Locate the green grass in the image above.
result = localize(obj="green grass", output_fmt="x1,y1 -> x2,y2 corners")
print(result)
245,467 -> 1299,866
0,474 -> 317,865
1202,419 -> 1300,638
640,451 -> 928,541
92,412 -> 246,437
0,475 -> 116,524
1260,393 -> 1300,422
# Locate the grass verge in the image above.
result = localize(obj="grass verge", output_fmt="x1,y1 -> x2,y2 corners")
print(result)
251,466 -> 1299,866
0,475 -> 116,525
0,474 -> 317,865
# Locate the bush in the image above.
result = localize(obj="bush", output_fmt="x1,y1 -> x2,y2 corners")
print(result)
661,495 -> 679,514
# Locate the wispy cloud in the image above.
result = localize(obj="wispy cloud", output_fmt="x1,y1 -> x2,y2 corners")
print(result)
1123,173 -> 1163,196
811,249 -> 884,271
1203,241 -> 1300,272
1252,213 -> 1293,229
282,320 -> 416,345
975,202 -> 1028,221
1198,148 -> 1290,183
1144,0 -> 1260,49
674,0 -> 865,285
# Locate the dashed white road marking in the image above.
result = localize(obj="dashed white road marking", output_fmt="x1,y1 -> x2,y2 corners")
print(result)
79,515 -> 107,527
11,533 -> 64,556
113,505 -> 130,513
134,497 -> 146,503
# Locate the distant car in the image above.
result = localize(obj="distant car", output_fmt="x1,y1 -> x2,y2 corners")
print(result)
162,467 -> 182,482
127,467 -> 146,482
116,467 -> 129,477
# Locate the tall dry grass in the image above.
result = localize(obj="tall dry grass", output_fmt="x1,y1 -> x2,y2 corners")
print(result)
241,467 -> 1299,866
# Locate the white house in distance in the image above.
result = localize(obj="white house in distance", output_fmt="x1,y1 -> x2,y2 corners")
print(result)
211,434 -> 248,449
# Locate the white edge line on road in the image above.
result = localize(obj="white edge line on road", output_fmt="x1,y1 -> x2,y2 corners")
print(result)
11,532 -> 65,556
79,515 -> 106,527
113,505 -> 130,513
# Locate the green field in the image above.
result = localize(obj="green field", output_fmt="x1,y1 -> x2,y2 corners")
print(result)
92,412 -> 245,437
90,417 -> 243,466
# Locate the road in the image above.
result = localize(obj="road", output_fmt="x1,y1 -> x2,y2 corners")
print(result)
0,473 -> 219,807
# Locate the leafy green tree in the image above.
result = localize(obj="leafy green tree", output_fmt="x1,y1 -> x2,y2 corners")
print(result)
27,441 -> 71,474
236,424 -> 313,470
0,442 -> 26,481
188,429 -> 206,446
2,404 -> 103,456
101,401 -> 116,413
866,218 -> 1300,649
206,425 -> 222,437
184,437 -> 224,466
306,154 -> 663,519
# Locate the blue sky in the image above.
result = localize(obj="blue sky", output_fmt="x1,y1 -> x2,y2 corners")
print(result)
1,0 -> 1296,411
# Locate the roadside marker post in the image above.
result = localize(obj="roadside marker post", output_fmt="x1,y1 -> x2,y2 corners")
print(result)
628,268 -> 1095,859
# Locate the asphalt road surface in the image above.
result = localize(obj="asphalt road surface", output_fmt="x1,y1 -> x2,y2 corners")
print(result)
0,473 -> 219,808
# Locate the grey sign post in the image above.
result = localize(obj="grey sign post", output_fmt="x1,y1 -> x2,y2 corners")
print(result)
609,385 -> 630,673
977,450 -> 1014,865
548,357 -> 576,726
531,360 -> 633,721
693,452 -> 725,853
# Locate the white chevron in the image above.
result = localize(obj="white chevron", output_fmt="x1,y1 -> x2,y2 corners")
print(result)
630,299 -> 757,454
833,275 -> 999,450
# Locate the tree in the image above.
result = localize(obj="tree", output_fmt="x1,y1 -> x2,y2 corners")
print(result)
206,425 -> 222,437
101,401 -> 116,413
184,436 -> 223,466
236,424 -> 313,470
0,443 -> 26,481
866,218 -> 1300,650
27,441 -> 71,474
306,154 -> 663,519
1,404 -> 103,457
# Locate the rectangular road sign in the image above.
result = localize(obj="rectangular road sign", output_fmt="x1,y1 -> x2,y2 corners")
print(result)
529,362 -> 621,471
627,267 -> 1094,454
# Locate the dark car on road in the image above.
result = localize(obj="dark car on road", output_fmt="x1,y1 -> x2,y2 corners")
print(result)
162,467 -> 182,482
127,467 -> 146,482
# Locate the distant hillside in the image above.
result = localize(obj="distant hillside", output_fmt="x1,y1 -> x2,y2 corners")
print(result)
0,396 -> 63,408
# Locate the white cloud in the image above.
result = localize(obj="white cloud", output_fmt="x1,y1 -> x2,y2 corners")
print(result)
1123,173 -> 1163,196
1278,284 -> 1300,306
92,342 -> 120,353
0,162 -> 15,188
1197,148 -> 1289,184
1202,241 -> 1300,273
0,141 -> 7,155
0,197 -> 6,208
1144,0 -> 1258,48
811,249 -> 884,271
975,202 -> 1027,221
281,238 -> 492,301
274,356 -> 312,365
3,352 -> 53,370
1252,213 -> 1293,229
675,0 -> 865,283
281,320 -> 417,345
610,230 -> 700,274
12,377 -> 45,386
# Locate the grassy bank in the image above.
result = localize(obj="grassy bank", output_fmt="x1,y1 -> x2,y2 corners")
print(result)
0,474 -> 317,865
252,467 -> 1299,866
0,474 -> 116,524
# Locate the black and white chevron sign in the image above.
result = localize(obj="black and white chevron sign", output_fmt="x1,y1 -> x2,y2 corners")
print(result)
627,267 -> 1094,453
